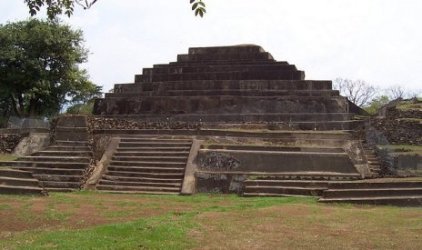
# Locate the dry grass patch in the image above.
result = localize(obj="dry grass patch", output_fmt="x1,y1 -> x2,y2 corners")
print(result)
192,203 -> 422,250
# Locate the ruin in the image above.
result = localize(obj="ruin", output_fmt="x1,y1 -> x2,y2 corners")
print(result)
1,45 -> 421,206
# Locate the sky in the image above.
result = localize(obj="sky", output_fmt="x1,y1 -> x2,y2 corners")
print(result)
1,0 -> 421,94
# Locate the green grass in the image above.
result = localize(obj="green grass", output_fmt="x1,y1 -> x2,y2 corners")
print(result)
396,99 -> 422,111
0,153 -> 17,161
379,144 -> 422,155
0,192 -> 421,249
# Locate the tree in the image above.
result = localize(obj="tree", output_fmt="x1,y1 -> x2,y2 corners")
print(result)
364,95 -> 390,115
333,78 -> 378,107
0,19 -> 102,118
24,0 -> 206,20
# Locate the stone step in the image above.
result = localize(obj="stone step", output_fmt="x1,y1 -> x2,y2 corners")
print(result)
0,176 -> 40,187
16,156 -> 91,163
244,180 -> 331,188
32,151 -> 92,157
327,181 -> 422,189
47,145 -> 91,151
55,140 -> 89,146
118,142 -> 192,148
114,151 -> 190,157
102,175 -> 183,183
98,179 -> 182,187
244,186 -> 326,196
55,133 -> 89,141
110,160 -> 186,167
116,146 -> 191,152
0,168 -> 34,179
146,64 -> 297,74
96,184 -> 180,193
187,45 -> 266,55
107,89 -> 340,98
96,190 -> 180,195
204,145 -> 345,153
201,148 -> 348,156
152,61 -> 288,69
322,188 -> 422,199
0,185 -> 45,195
243,192 -> 308,197
162,89 -> 337,97
116,80 -> 333,93
107,165 -> 185,173
113,113 -> 354,123
105,170 -> 184,179
168,59 -> 277,67
111,156 -> 187,162
15,167 -> 85,175
318,196 -> 422,207
0,161 -> 88,169
45,187 -> 75,192
33,174 -> 83,182
136,70 -> 305,82
119,138 -> 193,143
40,181 -> 81,189
177,51 -> 274,62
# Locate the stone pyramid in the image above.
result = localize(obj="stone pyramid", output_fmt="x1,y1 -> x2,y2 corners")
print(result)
93,45 -> 362,130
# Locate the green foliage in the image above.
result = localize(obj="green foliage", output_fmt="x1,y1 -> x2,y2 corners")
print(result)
24,1 -> 206,19
364,95 -> 390,115
191,0 -> 206,17
0,19 -> 101,118
24,0 -> 98,20
66,99 -> 95,114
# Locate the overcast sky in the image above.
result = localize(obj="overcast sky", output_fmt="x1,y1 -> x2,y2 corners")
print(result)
1,0 -> 421,94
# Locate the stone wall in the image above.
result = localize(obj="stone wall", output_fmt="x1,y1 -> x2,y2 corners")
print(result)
369,104 -> 422,146
0,132 -> 25,153
89,117 -> 201,130
370,118 -> 421,145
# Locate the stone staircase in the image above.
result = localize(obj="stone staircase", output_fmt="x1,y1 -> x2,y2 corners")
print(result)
0,115 -> 93,192
243,178 -> 422,206
319,181 -> 422,206
96,137 -> 192,194
363,146 -> 382,177
0,140 -> 92,192
0,168 -> 46,195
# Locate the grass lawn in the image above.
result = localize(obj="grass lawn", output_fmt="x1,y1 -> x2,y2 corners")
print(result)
0,192 -> 421,249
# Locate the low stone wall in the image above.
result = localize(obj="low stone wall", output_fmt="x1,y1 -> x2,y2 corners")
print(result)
370,118 -> 421,145
0,132 -> 25,154
89,117 -> 201,130
196,150 -> 357,173
394,154 -> 422,177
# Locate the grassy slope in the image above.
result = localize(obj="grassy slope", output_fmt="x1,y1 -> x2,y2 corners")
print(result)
0,192 -> 421,249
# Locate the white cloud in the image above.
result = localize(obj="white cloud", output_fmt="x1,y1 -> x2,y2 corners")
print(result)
1,0 -> 421,93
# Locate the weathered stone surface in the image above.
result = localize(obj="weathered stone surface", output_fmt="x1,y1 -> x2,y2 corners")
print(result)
0,133 -> 24,154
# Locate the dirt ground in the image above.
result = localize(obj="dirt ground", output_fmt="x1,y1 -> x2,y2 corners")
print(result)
0,192 -> 421,249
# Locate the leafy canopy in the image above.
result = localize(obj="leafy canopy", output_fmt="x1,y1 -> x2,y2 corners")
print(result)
0,19 -> 101,118
24,0 -> 206,20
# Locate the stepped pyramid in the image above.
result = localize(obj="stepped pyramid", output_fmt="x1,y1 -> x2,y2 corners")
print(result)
94,45 -> 362,130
